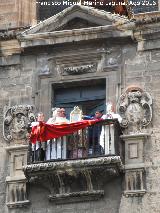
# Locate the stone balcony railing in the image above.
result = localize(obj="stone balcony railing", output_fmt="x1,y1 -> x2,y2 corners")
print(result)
28,119 -> 123,163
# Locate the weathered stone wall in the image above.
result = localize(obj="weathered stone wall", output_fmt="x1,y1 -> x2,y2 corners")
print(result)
119,40 -> 160,212
0,0 -> 37,30
0,48 -> 39,212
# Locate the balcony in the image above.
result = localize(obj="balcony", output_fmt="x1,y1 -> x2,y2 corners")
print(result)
24,119 -> 124,204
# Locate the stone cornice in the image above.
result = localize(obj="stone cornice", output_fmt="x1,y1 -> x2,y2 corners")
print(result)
18,25 -> 133,48
5,145 -> 29,152
134,11 -> 160,26
24,156 -> 123,176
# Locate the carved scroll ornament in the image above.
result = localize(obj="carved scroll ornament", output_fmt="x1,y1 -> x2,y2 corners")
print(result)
118,88 -> 152,133
3,105 -> 35,142
62,64 -> 96,75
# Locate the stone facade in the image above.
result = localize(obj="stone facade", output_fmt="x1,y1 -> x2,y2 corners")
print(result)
0,0 -> 37,30
0,4 -> 160,213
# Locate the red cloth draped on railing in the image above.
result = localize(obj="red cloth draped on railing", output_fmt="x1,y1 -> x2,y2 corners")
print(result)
30,119 -> 101,144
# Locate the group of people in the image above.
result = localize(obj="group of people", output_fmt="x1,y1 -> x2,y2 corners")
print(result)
31,104 -> 122,162
31,108 -> 69,161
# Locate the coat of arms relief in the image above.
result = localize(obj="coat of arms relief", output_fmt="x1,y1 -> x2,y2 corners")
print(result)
3,105 -> 35,143
118,87 -> 152,134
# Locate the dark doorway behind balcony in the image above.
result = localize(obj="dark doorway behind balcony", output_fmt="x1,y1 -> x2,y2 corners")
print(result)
53,78 -> 106,119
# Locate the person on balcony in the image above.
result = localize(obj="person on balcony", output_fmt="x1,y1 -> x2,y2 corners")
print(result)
102,103 -> 122,123
31,112 -> 46,162
83,110 -> 104,156
46,108 -> 70,160
100,102 -> 122,155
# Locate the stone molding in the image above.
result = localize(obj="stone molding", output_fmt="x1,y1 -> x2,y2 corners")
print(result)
48,190 -> 104,204
24,156 -> 123,175
134,11 -> 160,25
19,25 -> 133,48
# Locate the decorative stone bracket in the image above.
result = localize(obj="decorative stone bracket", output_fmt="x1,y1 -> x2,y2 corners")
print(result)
121,133 -> 150,197
124,168 -> 146,197
6,145 -> 30,208
23,156 -> 123,204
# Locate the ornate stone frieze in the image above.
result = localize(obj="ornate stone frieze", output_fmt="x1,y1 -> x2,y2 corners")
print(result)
3,105 -> 35,143
118,87 -> 152,134
62,63 -> 96,75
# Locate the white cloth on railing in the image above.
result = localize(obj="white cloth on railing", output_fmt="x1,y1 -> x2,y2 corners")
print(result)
100,125 -> 115,155
46,116 -> 69,160
100,113 -> 121,155
46,138 -> 67,160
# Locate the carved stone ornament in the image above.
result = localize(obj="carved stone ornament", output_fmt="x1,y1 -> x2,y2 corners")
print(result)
62,63 -> 96,75
118,87 -> 152,134
3,105 -> 35,142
